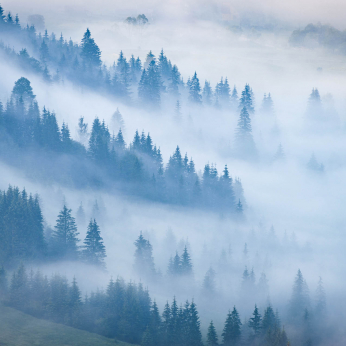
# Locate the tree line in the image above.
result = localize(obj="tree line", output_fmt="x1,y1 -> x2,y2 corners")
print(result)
0,262 -> 292,346
0,186 -> 106,267
0,78 -> 244,213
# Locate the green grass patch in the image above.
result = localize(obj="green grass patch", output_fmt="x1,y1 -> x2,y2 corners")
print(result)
0,305 -> 134,346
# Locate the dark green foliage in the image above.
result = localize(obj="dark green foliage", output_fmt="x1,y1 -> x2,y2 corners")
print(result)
51,205 -> 80,260
0,186 -> 46,265
207,320 -> 219,346
12,77 -> 35,103
222,307 -> 242,345
248,305 -> 262,338
81,28 -> 101,67
82,219 -> 106,268
138,60 -> 162,108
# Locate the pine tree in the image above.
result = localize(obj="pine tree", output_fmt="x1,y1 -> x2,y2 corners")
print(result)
239,84 -> 254,113
180,246 -> 193,276
134,233 -> 155,278
288,269 -> 310,323
168,65 -> 181,96
234,106 -> 256,159
222,307 -> 242,345
262,305 -> 277,335
82,219 -> 106,268
12,77 -> 35,103
315,276 -> 326,316
52,205 -> 80,260
249,305 -> 262,337
203,81 -> 213,105
80,28 -> 101,67
189,72 -> 202,104
203,267 -> 216,293
207,320 -> 219,346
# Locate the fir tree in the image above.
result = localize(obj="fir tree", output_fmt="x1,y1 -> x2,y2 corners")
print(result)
80,28 -> 101,67
189,72 -> 202,104
134,233 -> 155,278
52,205 -> 80,260
207,320 -> 219,346
249,305 -> 262,337
239,84 -> 254,114
222,307 -> 242,345
180,246 -> 193,276
82,219 -> 106,268
234,106 -> 256,159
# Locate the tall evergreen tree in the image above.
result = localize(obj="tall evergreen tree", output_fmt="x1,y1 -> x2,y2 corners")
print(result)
234,106 -> 256,159
134,233 -> 155,278
207,320 -> 219,346
189,72 -> 202,104
82,219 -> 106,268
52,205 -> 80,260
222,307 -> 242,345
80,28 -> 101,67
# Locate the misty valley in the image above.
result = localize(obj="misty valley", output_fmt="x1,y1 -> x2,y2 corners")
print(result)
0,2 -> 345,346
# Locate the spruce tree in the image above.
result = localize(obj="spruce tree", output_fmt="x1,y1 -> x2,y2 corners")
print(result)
52,205 -> 80,260
207,320 -> 219,346
82,219 -> 106,268
248,305 -> 262,337
234,106 -> 256,159
288,269 -> 310,323
80,28 -> 101,67
180,246 -> 193,276
238,84 -> 254,114
222,307 -> 242,345
189,72 -> 202,104
134,233 -> 155,278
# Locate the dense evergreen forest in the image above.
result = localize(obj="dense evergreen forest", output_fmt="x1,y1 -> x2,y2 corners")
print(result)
0,77 -> 243,213
0,3 -> 342,346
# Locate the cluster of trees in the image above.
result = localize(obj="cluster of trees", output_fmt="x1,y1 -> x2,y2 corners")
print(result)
49,205 -> 106,267
0,186 -> 45,266
0,263 -> 298,346
125,14 -> 149,26
0,185 -> 106,268
0,5 -> 262,114
0,78 -> 243,213
290,23 -> 346,55
206,305 -> 288,346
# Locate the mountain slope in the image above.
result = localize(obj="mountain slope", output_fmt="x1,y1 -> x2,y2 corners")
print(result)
0,305 -> 134,346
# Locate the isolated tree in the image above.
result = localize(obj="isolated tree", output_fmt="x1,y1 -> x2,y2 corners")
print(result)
82,219 -> 106,267
52,205 -> 80,260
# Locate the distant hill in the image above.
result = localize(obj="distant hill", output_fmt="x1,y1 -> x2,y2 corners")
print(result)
289,23 -> 346,54
0,305 -> 135,346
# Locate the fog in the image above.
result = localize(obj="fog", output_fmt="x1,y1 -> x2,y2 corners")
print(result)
1,0 -> 346,344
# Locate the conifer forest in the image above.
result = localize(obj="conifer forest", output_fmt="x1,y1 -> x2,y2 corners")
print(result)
0,1 -> 345,345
